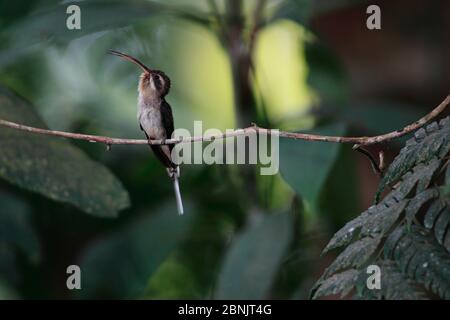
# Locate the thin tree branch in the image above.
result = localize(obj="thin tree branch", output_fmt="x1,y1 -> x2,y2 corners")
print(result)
0,95 -> 449,147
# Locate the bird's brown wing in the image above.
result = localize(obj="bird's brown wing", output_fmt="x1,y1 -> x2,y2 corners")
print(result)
161,99 -> 175,152
140,123 -> 176,169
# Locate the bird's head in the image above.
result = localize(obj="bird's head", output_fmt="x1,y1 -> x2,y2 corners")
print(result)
109,50 -> 171,98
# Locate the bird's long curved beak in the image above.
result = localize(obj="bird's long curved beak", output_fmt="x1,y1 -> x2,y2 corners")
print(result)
108,50 -> 151,74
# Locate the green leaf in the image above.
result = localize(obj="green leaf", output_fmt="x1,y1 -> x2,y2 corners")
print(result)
378,260 -> 428,300
215,212 -> 293,299
322,198 -> 406,254
79,203 -> 194,298
144,256 -> 201,299
390,159 -> 441,201
343,102 -> 424,137
0,278 -> 18,300
305,41 -> 348,105
384,226 -> 450,299
320,147 -> 360,226
357,259 -> 428,300
321,213 -> 365,254
0,0 -> 210,67
279,123 -> 346,210
323,236 -> 382,279
406,187 -> 449,250
312,269 -> 359,299
377,117 -> 450,200
424,198 -> 446,230
0,191 -> 40,262
0,87 -> 130,217
0,246 -> 19,291
318,116 -> 450,300
404,189 -> 438,226
434,205 -> 450,248
445,162 -> 450,183
360,199 -> 407,237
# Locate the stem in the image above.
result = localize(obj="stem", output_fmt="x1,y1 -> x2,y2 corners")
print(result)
0,95 -> 448,146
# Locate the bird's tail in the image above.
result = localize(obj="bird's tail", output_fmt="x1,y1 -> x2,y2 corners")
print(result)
168,166 -> 184,215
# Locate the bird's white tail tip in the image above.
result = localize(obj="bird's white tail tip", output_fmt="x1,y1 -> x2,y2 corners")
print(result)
173,176 -> 184,215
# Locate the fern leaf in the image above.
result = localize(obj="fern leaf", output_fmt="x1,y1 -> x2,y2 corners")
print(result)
318,115 -> 450,300
324,161 -> 436,255
384,226 -> 450,299
444,227 -> 450,252
424,198 -> 446,229
377,117 -> 450,199
323,236 -> 382,279
405,189 -> 439,225
389,159 -> 441,202
434,206 -> 449,248
446,162 -> 450,183
323,198 -> 406,254
356,259 -> 429,300
382,260 -> 428,299
360,200 -> 407,237
322,213 -> 367,254
312,269 -> 360,299
418,191 -> 449,250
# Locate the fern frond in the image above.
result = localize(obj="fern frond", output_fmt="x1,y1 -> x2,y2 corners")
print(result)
312,269 -> 360,299
433,204 -> 449,248
377,117 -> 450,200
322,199 -> 406,254
384,226 -> 450,299
357,260 -> 429,300
402,187 -> 450,250
380,260 -> 429,299
360,200 -> 407,237
323,236 -> 382,279
405,189 -> 439,225
389,158 -> 441,201
316,116 -> 450,300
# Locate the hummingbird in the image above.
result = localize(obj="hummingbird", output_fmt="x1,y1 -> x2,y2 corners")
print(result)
109,50 -> 184,215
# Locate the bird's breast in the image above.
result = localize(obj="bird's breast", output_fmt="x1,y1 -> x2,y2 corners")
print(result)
138,100 -> 166,139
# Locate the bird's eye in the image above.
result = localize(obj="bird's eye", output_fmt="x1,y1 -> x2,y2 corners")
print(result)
153,75 -> 161,89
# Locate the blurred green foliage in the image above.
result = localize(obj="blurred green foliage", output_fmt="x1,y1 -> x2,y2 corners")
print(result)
0,87 -> 130,217
0,0 -> 435,299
